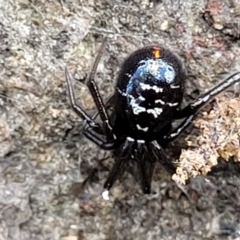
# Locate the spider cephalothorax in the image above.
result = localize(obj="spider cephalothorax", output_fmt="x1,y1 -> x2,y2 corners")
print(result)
65,38 -> 240,198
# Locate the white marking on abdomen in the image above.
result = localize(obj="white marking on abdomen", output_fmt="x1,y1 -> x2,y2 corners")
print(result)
167,102 -> 178,107
130,98 -> 146,114
170,85 -> 180,89
125,73 -> 132,78
155,99 -> 165,105
136,124 -> 149,132
139,83 -> 163,93
127,136 -> 135,142
117,88 -> 127,96
147,107 -> 163,118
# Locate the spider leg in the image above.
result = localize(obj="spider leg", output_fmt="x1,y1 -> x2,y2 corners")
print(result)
163,114 -> 194,142
103,139 -> 133,190
150,141 -> 176,174
82,127 -> 115,150
86,38 -> 115,141
103,157 -> 124,191
66,67 -> 115,150
65,38 -> 116,148
82,93 -> 116,150
165,72 -> 240,142
138,160 -> 154,194
137,141 -> 176,193
138,143 -> 155,194
65,67 -> 103,132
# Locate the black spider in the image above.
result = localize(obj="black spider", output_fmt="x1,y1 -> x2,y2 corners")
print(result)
65,38 -> 240,199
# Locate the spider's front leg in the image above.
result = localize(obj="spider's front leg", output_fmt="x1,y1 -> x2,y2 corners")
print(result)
65,38 -> 116,150
164,72 -> 240,142
65,67 -> 115,150
85,38 -> 115,142
83,93 -> 116,150
65,67 -> 102,133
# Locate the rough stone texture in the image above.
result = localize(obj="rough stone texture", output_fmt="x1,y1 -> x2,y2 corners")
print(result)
174,96 -> 240,184
0,0 -> 240,240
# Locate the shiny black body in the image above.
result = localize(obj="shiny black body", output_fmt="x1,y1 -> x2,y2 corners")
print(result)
65,39 -> 240,195
114,46 -> 186,143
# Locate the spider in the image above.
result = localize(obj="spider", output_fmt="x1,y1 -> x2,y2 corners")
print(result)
65,38 -> 240,199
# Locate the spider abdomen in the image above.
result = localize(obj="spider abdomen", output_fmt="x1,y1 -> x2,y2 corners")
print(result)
114,46 -> 186,139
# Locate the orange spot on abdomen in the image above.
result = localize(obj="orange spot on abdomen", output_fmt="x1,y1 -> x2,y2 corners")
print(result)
153,47 -> 161,59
